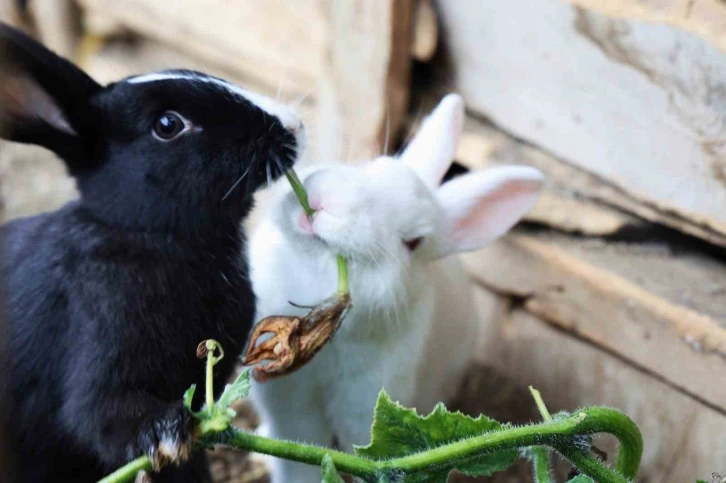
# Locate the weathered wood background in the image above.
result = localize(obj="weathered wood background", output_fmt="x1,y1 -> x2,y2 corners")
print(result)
1,0 -> 724,481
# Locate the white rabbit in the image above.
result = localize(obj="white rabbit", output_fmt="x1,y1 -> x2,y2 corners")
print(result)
247,94 -> 544,483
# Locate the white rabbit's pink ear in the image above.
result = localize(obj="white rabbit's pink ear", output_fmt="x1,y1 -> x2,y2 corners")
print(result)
433,166 -> 545,258
400,93 -> 465,190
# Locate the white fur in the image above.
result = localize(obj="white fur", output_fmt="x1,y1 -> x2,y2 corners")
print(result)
247,94 -> 544,483
126,72 -> 303,133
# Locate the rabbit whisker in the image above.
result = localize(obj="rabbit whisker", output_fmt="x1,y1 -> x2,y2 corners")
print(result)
365,247 -> 403,334
220,159 -> 254,201
373,238 -> 411,284
266,162 -> 273,190
289,90 -> 312,110
383,111 -> 391,156
276,79 -> 284,102
272,154 -> 287,176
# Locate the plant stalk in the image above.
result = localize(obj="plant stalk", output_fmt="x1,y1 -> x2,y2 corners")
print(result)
285,169 -> 315,218
286,168 -> 350,296
336,255 -> 349,295
529,387 -> 553,483
205,343 -> 215,410
100,406 -> 641,483
532,447 -> 553,483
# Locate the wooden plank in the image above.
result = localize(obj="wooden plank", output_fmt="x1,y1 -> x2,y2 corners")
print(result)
454,111 -> 726,247
460,232 -> 726,412
80,38 -> 275,96
27,0 -> 77,58
0,0 -> 22,27
315,0 -> 414,162
564,0 -> 726,56
411,0 -> 438,62
454,117 -> 640,237
437,0 -> 726,239
473,300 -> 726,481
77,0 -> 325,97
0,142 -> 77,224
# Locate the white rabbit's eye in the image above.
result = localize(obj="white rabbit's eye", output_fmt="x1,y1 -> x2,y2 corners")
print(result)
403,237 -> 423,251
152,111 -> 187,141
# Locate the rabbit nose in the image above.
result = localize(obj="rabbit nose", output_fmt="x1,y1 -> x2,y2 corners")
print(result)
290,119 -> 304,134
298,210 -> 314,235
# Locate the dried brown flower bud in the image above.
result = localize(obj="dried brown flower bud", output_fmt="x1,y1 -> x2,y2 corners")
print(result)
242,294 -> 352,382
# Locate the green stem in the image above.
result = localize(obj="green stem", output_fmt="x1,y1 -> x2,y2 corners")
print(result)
285,169 -> 315,218
98,456 -> 151,483
99,406 -> 641,483
532,448 -> 553,483
529,387 -> 553,483
557,407 -> 643,479
205,345 -> 215,410
212,430 -> 379,476
285,169 -> 350,296
530,387 -> 553,422
336,255 -> 349,295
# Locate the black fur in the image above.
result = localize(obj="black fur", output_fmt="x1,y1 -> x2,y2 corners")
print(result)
0,24 -> 300,481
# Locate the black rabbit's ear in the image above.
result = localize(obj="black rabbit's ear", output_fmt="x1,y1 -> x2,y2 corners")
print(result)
0,24 -> 101,164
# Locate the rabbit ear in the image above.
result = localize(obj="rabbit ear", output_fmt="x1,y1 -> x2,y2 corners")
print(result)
432,166 -> 544,258
0,24 -> 101,165
400,93 -> 465,190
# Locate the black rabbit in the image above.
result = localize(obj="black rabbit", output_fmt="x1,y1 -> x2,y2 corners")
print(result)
0,24 -> 303,482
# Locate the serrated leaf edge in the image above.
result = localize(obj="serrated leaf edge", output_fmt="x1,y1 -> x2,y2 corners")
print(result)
355,389 -> 511,456
217,369 -> 251,408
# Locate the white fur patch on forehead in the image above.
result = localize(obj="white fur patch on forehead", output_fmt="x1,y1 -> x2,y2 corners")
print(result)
126,72 -> 302,132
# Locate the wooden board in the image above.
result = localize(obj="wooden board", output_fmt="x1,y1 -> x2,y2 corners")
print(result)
26,0 -> 77,58
77,0 -> 326,97
0,142 -> 77,224
564,0 -> 726,55
0,0 -> 22,27
437,0 -> 726,240
460,232 -> 726,414
454,115 -> 726,246
472,300 -> 726,481
315,0 -> 414,162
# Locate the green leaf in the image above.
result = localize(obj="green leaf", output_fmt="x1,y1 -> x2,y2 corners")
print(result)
567,476 -> 594,482
320,455 -> 345,483
183,384 -> 196,410
355,390 -> 518,480
217,369 -> 251,408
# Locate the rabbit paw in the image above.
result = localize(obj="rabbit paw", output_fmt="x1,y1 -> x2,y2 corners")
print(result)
138,403 -> 194,471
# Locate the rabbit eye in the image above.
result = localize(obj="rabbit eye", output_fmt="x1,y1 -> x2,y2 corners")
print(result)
152,111 -> 187,141
403,237 -> 423,251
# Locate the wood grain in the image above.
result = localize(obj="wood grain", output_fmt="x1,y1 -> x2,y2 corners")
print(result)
437,0 -> 726,239
473,300 -> 726,481
455,115 -> 726,247
315,0 -> 414,162
77,0 -> 325,97
461,233 -> 726,413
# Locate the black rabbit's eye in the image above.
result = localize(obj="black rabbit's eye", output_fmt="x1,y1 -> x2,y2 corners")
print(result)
152,111 -> 186,141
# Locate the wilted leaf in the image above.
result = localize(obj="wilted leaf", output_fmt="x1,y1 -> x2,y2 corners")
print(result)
183,384 -> 196,410
217,370 -> 251,409
243,293 -> 351,382
355,391 -> 517,480
321,455 -> 345,483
